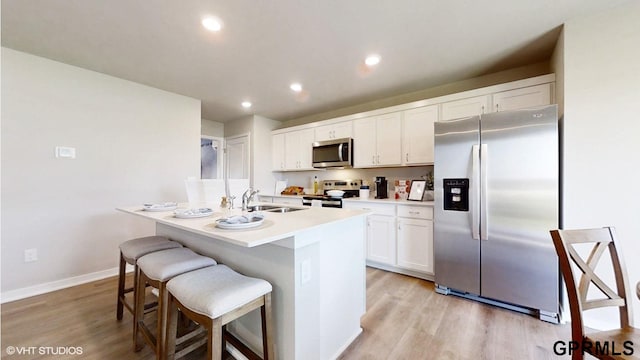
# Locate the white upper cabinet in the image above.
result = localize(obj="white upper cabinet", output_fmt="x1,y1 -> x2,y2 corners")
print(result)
353,113 -> 402,168
272,75 -> 555,171
402,105 -> 438,165
314,121 -> 353,142
272,133 -> 286,171
283,128 -> 314,170
376,113 -> 403,166
441,95 -> 491,121
353,116 -> 377,167
492,83 -> 552,112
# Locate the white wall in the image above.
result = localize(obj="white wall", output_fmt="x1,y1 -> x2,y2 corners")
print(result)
252,115 -> 281,195
1,48 -> 201,297
562,2 -> 640,328
201,118 -> 224,138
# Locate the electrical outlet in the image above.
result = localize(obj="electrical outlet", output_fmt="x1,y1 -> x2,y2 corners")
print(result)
24,248 -> 38,262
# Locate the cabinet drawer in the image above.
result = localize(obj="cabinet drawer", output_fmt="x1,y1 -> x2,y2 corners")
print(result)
344,202 -> 395,216
397,205 -> 433,220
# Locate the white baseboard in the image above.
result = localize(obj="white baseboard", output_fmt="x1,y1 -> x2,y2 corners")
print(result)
329,327 -> 363,360
0,266 -> 123,304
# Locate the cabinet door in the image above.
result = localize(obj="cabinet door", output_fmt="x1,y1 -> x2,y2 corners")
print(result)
493,83 -> 552,112
376,112 -> 402,166
441,95 -> 491,121
272,134 -> 286,171
331,121 -> 353,139
353,117 -> 377,167
367,215 -> 396,265
314,121 -> 353,142
297,128 -> 315,170
284,131 -> 300,169
397,218 -> 433,273
402,105 -> 438,165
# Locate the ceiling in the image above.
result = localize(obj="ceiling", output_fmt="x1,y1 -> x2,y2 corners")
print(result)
1,0 -> 630,123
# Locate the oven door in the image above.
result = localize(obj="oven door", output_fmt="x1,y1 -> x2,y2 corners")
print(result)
312,138 -> 352,168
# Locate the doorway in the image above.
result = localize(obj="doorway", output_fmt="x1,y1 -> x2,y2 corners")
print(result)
201,136 -> 223,179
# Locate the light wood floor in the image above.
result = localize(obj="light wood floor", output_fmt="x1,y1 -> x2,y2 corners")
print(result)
1,268 -> 572,359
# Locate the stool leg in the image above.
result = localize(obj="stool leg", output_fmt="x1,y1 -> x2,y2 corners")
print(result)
262,293 -> 275,360
116,253 -> 126,320
209,318 -> 223,360
165,293 -> 179,360
157,282 -> 168,359
134,270 -> 147,351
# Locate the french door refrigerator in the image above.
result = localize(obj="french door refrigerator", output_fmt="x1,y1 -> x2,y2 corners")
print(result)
433,104 -> 559,323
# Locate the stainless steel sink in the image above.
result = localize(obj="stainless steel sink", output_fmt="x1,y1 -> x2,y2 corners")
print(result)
248,205 -> 307,213
265,207 -> 306,213
247,205 -> 281,211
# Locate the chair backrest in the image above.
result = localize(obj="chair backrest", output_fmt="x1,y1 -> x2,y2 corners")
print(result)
550,227 -> 633,342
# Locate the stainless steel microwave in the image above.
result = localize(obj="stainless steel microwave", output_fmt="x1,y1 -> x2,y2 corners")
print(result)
312,138 -> 353,168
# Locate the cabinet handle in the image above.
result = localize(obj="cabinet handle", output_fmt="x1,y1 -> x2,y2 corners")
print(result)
377,154 -> 380,164
496,104 -> 500,112
372,155 -> 375,164
409,211 -> 419,214
481,105 -> 485,114
406,153 -> 409,162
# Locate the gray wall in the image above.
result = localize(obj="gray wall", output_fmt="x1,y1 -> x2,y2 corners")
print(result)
1,48 -> 201,296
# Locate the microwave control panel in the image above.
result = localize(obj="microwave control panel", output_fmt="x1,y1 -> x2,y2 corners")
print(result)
443,178 -> 469,212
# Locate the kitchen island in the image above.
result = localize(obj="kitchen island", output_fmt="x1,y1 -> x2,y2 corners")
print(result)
117,204 -> 369,360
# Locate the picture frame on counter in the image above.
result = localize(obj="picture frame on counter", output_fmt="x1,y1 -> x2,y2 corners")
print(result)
408,180 -> 427,201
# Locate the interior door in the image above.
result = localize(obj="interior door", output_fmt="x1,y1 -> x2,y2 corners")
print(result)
434,116 -> 481,295
225,134 -> 249,179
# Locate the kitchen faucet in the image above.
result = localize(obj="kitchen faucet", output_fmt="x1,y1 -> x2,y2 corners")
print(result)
241,188 -> 259,211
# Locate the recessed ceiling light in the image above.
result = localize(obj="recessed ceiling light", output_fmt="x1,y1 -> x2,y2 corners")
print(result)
241,101 -> 252,109
365,55 -> 381,66
290,83 -> 303,92
202,17 -> 222,32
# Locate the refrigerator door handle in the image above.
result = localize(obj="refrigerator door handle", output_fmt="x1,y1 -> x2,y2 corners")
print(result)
471,144 -> 480,240
480,144 -> 488,240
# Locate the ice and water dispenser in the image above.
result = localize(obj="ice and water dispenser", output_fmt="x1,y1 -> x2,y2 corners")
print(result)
443,179 -> 469,211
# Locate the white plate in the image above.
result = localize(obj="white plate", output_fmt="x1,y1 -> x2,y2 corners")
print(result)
143,202 -> 178,212
174,208 -> 214,219
215,214 -> 265,229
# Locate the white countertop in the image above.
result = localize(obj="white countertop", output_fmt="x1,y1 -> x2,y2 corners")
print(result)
117,203 -> 369,248
342,197 -> 434,206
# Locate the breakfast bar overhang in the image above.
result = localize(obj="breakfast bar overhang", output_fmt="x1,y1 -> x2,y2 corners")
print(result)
117,204 -> 370,360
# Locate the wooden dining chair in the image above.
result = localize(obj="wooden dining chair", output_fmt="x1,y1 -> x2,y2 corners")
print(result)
550,227 -> 640,360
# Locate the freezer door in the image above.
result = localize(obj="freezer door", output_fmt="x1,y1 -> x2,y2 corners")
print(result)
479,105 -> 559,313
434,116 -> 481,294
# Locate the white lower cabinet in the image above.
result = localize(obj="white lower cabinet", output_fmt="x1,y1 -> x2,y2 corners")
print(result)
366,214 -> 396,265
343,201 -> 434,278
397,217 -> 433,273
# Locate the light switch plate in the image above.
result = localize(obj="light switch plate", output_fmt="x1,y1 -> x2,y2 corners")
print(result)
55,146 -> 76,159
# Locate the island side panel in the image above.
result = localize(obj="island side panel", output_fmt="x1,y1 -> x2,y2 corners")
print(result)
289,216 -> 366,359
156,223 -> 296,360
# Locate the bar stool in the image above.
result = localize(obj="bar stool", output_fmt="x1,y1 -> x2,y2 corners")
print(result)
117,236 -> 182,320
134,247 -> 217,358
165,265 -> 274,360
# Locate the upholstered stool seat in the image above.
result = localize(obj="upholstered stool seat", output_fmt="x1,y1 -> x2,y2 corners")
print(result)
116,236 -> 182,320
134,247 -> 217,358
165,265 -> 274,360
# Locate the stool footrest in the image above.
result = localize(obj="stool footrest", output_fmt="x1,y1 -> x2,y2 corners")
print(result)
224,331 -> 262,360
176,326 -> 205,346
175,337 -> 207,359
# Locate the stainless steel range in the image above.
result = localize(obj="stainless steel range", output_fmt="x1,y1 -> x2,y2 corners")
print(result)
302,179 -> 362,208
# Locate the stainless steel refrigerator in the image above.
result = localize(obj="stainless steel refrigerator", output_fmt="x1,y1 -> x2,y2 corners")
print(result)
433,104 -> 559,323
